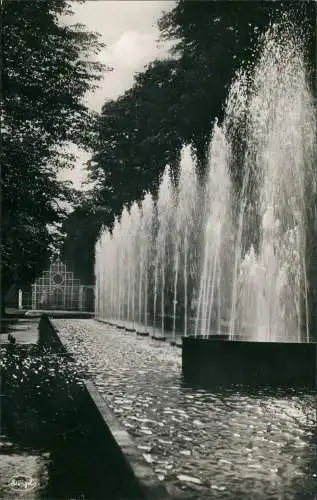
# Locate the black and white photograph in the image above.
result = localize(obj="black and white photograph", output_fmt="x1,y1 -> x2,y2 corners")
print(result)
1,1 -> 316,499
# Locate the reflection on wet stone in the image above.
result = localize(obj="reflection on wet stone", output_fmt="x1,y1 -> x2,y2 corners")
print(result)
54,319 -> 316,499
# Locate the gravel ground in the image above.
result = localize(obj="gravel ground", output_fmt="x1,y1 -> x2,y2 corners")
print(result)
54,319 -> 316,500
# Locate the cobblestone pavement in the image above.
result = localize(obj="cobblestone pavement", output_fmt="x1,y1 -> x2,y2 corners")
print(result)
54,319 -> 316,500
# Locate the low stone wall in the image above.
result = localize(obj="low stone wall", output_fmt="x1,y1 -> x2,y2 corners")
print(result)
41,316 -> 171,500
182,336 -> 316,388
85,380 -> 171,500
38,314 -> 69,354
28,310 -> 94,319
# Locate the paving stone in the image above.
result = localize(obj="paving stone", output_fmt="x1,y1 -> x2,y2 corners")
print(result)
53,319 -> 316,500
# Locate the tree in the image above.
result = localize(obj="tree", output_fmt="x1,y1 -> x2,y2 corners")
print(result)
60,198 -> 112,284
1,0 -> 106,311
89,1 -> 316,205
158,0 -> 316,167
158,0 -> 317,335
83,1 -> 316,291
88,59 -> 184,217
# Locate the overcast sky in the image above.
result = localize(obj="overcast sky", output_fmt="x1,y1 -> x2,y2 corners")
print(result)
58,0 -> 175,191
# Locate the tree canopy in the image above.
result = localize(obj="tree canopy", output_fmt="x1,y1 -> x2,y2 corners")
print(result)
88,59 -> 185,212
158,0 -> 316,164
1,0 -> 105,303
88,0 -> 316,208
62,1 -> 316,286
60,197 -> 112,284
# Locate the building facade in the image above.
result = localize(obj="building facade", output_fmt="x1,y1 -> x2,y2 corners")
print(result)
31,259 -> 94,311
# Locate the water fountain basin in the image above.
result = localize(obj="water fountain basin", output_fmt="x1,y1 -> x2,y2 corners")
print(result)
151,335 -> 167,342
182,336 -> 316,388
136,330 -> 150,337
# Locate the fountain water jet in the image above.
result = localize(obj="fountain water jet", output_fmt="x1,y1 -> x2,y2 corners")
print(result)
153,166 -> 175,335
195,122 -> 233,338
138,195 -> 154,331
95,22 -> 316,354
172,146 -> 198,339
229,23 -> 316,342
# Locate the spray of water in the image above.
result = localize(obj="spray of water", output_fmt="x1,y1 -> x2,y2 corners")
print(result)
154,166 -> 175,334
195,122 -> 233,337
172,146 -> 198,339
95,23 -> 316,342
229,23 -> 316,342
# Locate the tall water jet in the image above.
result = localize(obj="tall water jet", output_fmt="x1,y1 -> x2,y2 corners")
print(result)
223,69 -> 251,339
182,21 -> 316,386
195,122 -> 233,337
94,236 -> 101,317
230,23 -> 316,342
128,203 -> 142,326
95,21 -> 316,348
153,166 -> 175,335
112,216 -> 125,321
138,194 -> 154,331
172,146 -> 198,339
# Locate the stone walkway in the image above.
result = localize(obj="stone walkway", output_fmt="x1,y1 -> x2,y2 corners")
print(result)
0,316 -> 44,499
0,318 -> 39,345
53,318 -> 316,500
0,449 -> 48,499
1,318 -> 138,500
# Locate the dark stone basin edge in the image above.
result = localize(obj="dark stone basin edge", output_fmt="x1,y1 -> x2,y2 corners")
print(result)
43,315 -> 172,500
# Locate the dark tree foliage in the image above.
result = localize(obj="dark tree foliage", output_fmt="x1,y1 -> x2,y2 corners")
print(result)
89,1 -> 316,209
79,1 -> 316,285
158,0 -> 316,167
88,59 -> 184,218
60,199 -> 112,284
71,60 -> 184,282
1,0 -> 105,307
